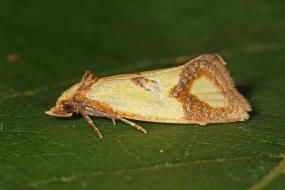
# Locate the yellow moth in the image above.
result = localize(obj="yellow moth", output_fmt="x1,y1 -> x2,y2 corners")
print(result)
46,54 -> 251,139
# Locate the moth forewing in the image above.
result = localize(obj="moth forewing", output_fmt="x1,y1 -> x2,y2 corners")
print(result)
86,66 -> 186,123
45,53 -> 251,139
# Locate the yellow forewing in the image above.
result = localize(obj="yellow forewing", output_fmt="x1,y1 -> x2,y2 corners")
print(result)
86,66 -> 187,122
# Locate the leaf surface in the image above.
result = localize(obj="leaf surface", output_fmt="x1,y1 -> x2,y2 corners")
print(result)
0,1 -> 285,189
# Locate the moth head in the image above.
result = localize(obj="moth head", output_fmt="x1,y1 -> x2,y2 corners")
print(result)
45,82 -> 81,117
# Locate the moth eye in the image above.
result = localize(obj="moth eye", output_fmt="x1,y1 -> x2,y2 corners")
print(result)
63,104 -> 74,113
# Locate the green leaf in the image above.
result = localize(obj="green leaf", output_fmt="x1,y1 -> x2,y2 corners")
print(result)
1,1 -> 285,190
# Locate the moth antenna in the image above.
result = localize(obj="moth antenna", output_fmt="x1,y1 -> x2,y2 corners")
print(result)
75,71 -> 99,99
82,70 -> 91,81
117,117 -> 147,134
80,111 -> 103,139
81,70 -> 98,82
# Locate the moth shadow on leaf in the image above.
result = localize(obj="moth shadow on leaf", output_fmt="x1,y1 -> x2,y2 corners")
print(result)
237,82 -> 258,119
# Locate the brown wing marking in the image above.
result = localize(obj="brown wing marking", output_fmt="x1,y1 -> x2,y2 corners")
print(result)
169,53 -> 251,124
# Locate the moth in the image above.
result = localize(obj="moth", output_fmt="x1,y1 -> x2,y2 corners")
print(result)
46,54 -> 251,139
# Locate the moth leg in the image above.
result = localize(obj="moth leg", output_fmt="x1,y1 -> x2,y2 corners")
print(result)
112,119 -> 116,126
81,111 -> 103,139
117,117 -> 147,134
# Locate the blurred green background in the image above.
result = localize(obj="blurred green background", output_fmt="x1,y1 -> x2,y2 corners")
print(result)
0,0 -> 285,189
